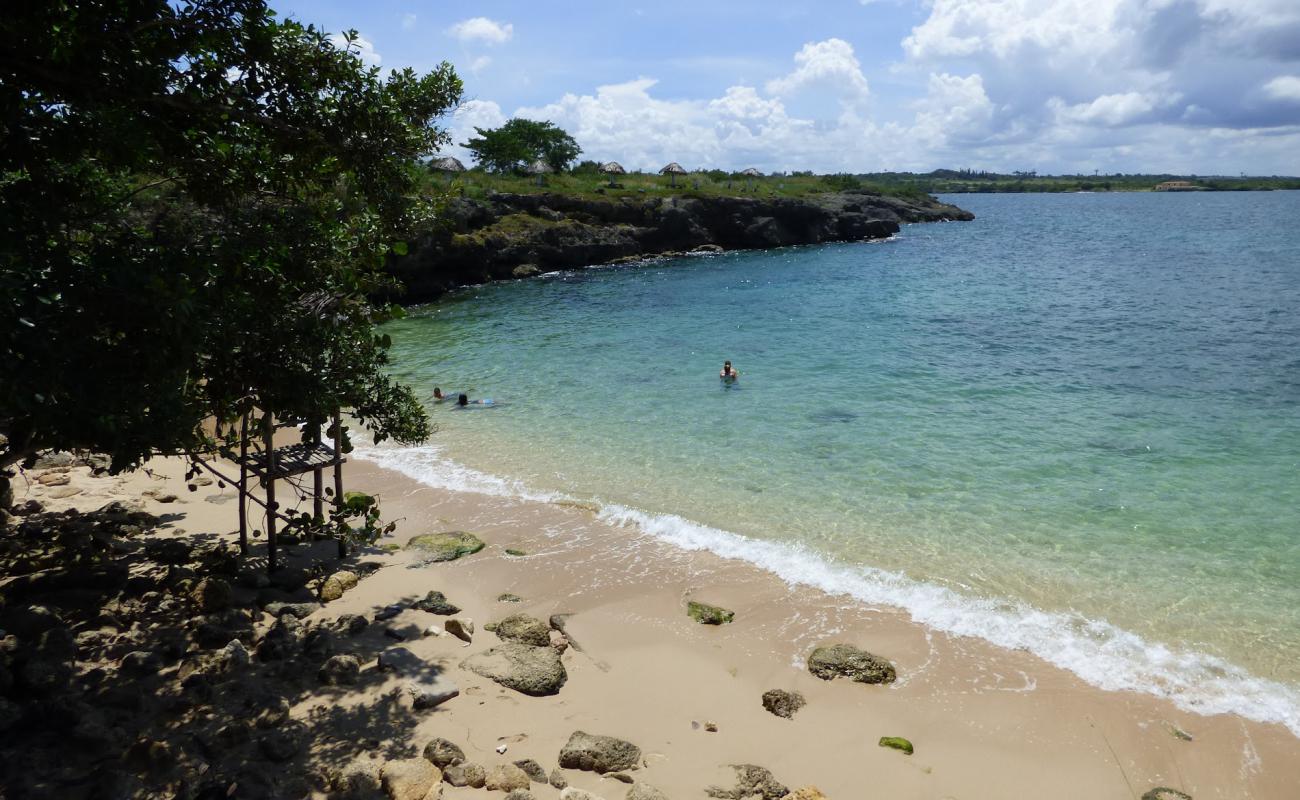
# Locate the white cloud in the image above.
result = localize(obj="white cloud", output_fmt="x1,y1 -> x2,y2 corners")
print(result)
1262,75 -> 1300,102
436,28 -> 1300,175
448,17 -> 514,45
328,33 -> 381,67
470,56 -> 492,73
893,0 -> 1300,161
1049,90 -> 1181,127
401,13 -> 417,30
911,73 -> 997,148
766,39 -> 870,103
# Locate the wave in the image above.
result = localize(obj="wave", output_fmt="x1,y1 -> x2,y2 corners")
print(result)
354,440 -> 1300,738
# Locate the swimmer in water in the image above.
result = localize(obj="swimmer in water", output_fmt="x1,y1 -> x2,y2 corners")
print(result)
433,387 -> 446,402
456,393 -> 495,407
719,360 -> 739,382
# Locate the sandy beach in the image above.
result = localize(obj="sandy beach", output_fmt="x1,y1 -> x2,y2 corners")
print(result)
3,448 -> 1297,800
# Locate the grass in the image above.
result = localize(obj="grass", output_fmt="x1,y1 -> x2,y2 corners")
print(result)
422,167 -> 1300,201
422,169 -> 934,203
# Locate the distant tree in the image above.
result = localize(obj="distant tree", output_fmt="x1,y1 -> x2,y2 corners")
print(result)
464,119 -> 582,174
0,1 -> 463,474
571,159 -> 602,176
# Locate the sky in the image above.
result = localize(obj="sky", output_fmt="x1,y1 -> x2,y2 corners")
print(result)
280,0 -> 1300,175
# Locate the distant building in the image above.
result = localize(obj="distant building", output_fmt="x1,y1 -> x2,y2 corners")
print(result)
1153,180 -> 1203,192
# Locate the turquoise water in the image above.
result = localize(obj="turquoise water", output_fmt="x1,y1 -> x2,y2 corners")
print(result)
375,191 -> 1300,732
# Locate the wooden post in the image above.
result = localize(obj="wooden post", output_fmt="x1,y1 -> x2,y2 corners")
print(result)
238,409 -> 250,555
332,408 -> 346,558
312,420 -> 324,529
263,412 -> 277,574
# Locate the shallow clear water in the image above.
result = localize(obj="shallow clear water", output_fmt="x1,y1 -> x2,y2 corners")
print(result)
376,191 -> 1300,731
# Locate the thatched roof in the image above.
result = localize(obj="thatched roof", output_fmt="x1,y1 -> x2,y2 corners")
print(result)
600,161 -> 627,175
430,156 -> 466,173
740,167 -> 762,177
659,162 -> 687,175
526,159 -> 552,175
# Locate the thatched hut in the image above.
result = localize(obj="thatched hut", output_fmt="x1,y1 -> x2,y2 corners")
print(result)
600,161 -> 626,187
660,161 -> 687,188
430,156 -> 466,173
526,158 -> 552,186
600,161 -> 626,176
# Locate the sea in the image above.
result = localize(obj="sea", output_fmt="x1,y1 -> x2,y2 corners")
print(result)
365,191 -> 1300,735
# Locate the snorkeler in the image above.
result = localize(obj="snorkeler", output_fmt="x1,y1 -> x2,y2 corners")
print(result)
719,360 -> 739,382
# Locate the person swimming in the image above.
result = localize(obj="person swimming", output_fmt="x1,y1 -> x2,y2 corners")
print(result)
719,360 -> 739,382
456,393 -> 495,407
433,387 -> 445,402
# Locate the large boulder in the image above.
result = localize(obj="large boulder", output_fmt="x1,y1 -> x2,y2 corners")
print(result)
485,763 -> 531,792
381,758 -> 442,800
787,789 -> 829,800
332,758 -> 382,797
256,615 -> 305,661
462,642 -> 567,696
442,762 -> 485,788
413,591 -> 460,615
491,614 -> 551,647
706,765 -> 788,800
423,738 -> 465,769
320,570 -> 359,602
188,577 -> 232,613
445,618 -> 474,642
806,643 -> 895,684
405,531 -> 485,562
318,654 -> 360,685
628,784 -> 671,800
557,731 -> 641,774
512,759 -> 546,783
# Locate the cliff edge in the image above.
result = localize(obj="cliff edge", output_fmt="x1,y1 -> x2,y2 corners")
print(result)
389,190 -> 973,302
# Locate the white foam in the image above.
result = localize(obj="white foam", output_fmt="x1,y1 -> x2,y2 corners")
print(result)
355,440 -> 1300,738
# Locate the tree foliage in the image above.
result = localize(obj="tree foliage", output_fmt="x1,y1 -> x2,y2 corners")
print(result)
463,118 -> 582,174
0,0 -> 463,472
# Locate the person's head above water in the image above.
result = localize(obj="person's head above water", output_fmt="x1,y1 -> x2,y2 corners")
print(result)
457,393 -> 468,406
433,387 -> 443,399
722,360 -> 733,375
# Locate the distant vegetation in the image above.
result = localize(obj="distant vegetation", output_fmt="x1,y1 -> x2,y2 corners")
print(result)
835,169 -> 1300,194
422,163 -> 1299,203
419,167 -> 935,203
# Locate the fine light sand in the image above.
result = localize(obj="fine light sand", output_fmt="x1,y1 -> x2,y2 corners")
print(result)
13,452 -> 1300,800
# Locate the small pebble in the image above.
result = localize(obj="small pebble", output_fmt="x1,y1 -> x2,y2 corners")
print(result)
496,744 -> 508,754
704,721 -> 718,732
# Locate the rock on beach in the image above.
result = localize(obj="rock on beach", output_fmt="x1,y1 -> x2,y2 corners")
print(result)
462,642 -> 567,696
405,531 -> 486,562
807,643 -> 896,684
557,731 -> 641,773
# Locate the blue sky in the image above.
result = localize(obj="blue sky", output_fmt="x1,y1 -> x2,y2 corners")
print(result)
281,1 -> 1300,175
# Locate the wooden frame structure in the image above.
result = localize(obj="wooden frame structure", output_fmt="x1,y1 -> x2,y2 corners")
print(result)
226,408 -> 349,573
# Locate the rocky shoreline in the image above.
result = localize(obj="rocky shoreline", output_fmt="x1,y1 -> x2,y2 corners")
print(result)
387,191 -> 973,303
